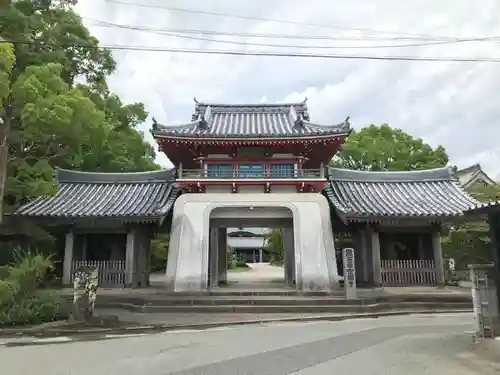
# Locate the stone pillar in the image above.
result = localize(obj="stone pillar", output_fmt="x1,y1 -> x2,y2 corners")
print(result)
63,231 -> 74,285
371,229 -> 382,287
283,228 -> 295,285
125,230 -> 136,287
209,227 -> 219,288
432,231 -> 445,285
217,228 -> 227,284
259,248 -> 263,263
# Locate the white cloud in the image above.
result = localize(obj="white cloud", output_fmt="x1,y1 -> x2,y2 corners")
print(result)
76,0 -> 500,176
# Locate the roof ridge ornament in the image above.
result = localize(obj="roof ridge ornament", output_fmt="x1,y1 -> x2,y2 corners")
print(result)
151,117 -> 159,132
289,105 -> 304,128
198,105 -> 211,130
342,116 -> 351,130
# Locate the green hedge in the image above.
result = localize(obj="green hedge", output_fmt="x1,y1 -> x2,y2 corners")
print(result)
0,249 -> 70,327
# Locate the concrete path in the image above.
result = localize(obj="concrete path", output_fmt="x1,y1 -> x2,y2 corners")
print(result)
2,313 -> 499,374
227,262 -> 284,284
149,263 -> 285,286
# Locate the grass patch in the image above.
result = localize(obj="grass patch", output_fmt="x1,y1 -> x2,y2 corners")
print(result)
228,267 -> 252,273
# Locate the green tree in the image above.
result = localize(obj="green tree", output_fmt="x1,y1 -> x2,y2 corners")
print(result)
0,41 -> 14,224
0,0 -> 158,217
265,229 -> 284,265
467,183 -> 500,203
331,124 -> 449,171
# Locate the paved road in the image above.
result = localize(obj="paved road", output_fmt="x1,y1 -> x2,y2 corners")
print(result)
2,313 -> 498,375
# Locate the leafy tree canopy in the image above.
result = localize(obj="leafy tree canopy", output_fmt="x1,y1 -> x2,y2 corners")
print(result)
0,0 -> 158,222
331,124 -> 449,171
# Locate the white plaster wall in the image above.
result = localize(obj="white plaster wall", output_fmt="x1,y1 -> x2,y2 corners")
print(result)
205,185 -> 232,193
238,186 -> 264,194
166,193 -> 339,292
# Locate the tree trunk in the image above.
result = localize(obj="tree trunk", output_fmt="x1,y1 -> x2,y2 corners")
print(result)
0,116 -> 8,225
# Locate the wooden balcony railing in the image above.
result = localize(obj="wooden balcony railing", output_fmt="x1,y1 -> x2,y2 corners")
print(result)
178,168 -> 326,179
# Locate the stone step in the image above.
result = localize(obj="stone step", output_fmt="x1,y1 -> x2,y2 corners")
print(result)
101,301 -> 473,314
94,293 -> 472,307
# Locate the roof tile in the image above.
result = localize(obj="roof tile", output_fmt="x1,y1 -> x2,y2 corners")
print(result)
325,167 -> 479,222
152,101 -> 350,138
14,168 -> 179,222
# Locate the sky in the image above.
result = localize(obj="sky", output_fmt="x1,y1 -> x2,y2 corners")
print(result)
75,0 -> 500,178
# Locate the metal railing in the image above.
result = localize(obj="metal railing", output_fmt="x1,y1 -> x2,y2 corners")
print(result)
178,168 -> 325,179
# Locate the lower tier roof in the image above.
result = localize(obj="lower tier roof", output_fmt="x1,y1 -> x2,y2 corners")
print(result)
14,168 -> 179,223
325,167 -> 479,223
14,166 -> 479,225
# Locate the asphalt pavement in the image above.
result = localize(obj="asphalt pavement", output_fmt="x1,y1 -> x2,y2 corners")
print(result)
1,313 -> 499,375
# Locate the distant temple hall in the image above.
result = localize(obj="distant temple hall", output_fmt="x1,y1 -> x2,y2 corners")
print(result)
15,99 -> 480,292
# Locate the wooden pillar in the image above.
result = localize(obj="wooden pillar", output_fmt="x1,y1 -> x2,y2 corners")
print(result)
371,229 -> 382,286
125,229 -> 136,287
431,230 -> 445,285
417,235 -> 425,260
488,213 -> 500,313
63,231 -> 74,285
354,229 -> 369,283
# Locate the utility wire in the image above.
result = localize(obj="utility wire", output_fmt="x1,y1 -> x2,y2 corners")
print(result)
83,19 -> 476,42
87,19 -> 500,50
4,39 -> 500,63
104,0 -> 468,40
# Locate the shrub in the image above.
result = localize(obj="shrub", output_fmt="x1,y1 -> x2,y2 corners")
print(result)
0,248 -> 69,327
227,246 -> 237,269
235,260 -> 250,268
0,290 -> 70,327
150,233 -> 169,273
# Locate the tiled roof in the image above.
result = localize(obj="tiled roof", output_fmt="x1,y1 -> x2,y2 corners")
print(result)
455,163 -> 496,188
325,167 -> 479,223
14,168 -> 180,223
151,100 -> 351,139
464,201 -> 500,215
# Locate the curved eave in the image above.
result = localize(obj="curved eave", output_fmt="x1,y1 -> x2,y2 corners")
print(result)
12,213 -> 165,225
301,120 -> 351,134
151,120 -> 202,138
464,201 -> 500,217
336,211 -> 466,224
152,130 -> 351,142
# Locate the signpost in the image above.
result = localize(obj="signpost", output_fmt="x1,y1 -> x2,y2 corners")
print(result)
342,248 -> 356,299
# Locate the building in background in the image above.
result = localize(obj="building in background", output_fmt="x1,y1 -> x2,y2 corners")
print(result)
455,164 -> 496,189
227,227 -> 269,263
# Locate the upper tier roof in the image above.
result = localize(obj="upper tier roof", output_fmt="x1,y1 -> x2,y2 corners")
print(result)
325,167 -> 478,223
151,99 -> 351,139
14,168 -> 180,223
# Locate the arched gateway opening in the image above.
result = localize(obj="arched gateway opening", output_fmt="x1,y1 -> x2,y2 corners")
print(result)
165,193 -> 340,293
209,206 -> 294,290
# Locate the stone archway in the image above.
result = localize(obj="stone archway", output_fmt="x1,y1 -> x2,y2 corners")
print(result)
209,206 -> 294,289
165,193 -> 340,293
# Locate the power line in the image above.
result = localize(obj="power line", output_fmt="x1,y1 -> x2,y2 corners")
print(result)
4,39 -> 500,63
87,19 -> 500,50
85,19 -> 448,42
104,0 -> 456,40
